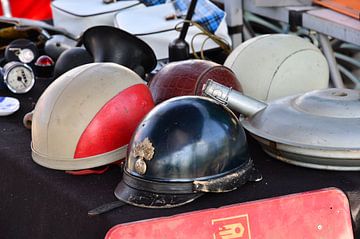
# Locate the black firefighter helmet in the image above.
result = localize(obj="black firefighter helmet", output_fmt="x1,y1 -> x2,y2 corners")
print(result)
114,96 -> 261,208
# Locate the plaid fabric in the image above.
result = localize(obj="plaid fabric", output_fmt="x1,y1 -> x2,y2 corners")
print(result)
140,0 -> 166,6
173,0 -> 225,33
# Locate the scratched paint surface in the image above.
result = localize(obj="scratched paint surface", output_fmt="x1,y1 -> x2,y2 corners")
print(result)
106,188 -> 353,239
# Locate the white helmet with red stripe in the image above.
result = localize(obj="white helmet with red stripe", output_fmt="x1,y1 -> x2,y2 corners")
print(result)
31,63 -> 154,170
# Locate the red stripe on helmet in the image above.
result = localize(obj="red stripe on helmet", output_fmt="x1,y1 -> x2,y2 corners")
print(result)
74,84 -> 154,159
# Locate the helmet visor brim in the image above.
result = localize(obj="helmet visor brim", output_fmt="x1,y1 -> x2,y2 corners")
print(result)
114,179 -> 203,209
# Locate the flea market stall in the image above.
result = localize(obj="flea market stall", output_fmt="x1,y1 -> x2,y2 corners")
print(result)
0,0 -> 359,238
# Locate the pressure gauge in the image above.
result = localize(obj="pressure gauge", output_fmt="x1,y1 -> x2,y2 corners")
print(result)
3,61 -> 35,94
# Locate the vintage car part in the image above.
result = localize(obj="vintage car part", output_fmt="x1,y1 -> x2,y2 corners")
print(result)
44,34 -> 78,61
203,80 -> 360,171
114,96 -> 261,208
224,34 -> 329,101
31,63 -> 154,170
34,55 -> 54,78
82,26 -> 157,79
4,38 -> 38,63
148,59 -> 242,104
53,47 -> 93,79
3,61 -> 35,93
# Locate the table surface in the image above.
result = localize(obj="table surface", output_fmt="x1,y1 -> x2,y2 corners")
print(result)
0,77 -> 359,239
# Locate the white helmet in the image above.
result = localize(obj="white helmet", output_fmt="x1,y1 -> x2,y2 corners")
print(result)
224,34 -> 329,101
31,63 -> 154,170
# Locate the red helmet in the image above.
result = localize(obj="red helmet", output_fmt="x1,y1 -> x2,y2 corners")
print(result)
148,59 -> 242,104
31,63 -> 154,170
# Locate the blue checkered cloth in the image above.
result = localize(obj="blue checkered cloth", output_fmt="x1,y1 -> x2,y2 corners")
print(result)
173,0 -> 225,33
140,0 -> 166,6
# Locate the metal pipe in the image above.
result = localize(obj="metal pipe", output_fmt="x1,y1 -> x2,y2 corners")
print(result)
338,64 -> 360,88
202,80 -> 267,117
318,33 -> 345,88
335,52 -> 360,68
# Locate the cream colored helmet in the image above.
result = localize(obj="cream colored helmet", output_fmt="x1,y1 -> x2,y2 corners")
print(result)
31,63 -> 154,170
224,34 -> 329,101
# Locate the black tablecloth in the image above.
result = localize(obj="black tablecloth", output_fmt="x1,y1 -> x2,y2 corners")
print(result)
0,78 -> 359,239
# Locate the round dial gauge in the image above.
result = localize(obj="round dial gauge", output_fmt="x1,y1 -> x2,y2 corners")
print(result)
18,48 -> 36,64
5,39 -> 39,64
3,62 -> 35,94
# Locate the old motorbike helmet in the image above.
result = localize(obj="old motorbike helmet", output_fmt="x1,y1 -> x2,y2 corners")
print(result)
224,34 -> 329,101
148,59 -> 242,104
114,96 -> 259,208
31,63 -> 154,170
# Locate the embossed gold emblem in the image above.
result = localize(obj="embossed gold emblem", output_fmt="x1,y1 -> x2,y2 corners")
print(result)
132,137 -> 154,175
133,137 -> 154,161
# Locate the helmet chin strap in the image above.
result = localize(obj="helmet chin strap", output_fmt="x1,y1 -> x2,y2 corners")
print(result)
88,201 -> 127,216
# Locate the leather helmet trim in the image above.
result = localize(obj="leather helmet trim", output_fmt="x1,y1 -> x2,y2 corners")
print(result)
193,159 -> 253,193
122,170 -> 195,194
122,159 -> 254,195
114,177 -> 203,209
114,159 -> 254,208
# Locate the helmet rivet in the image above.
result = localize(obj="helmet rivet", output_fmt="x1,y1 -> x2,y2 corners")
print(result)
134,158 -> 147,175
